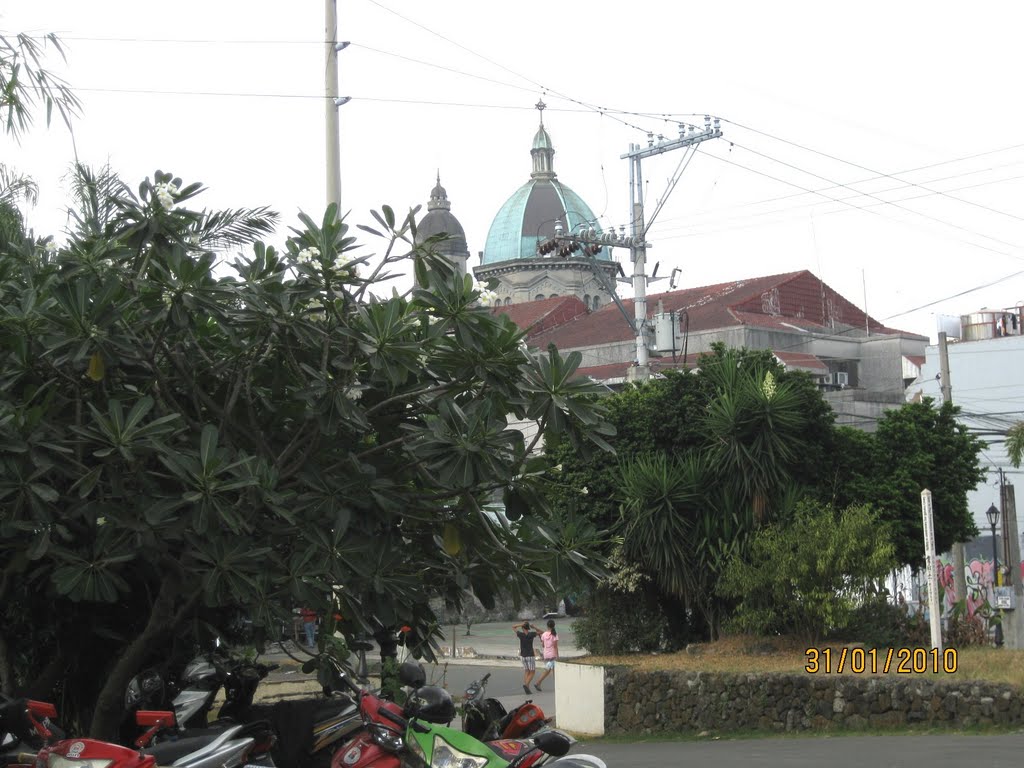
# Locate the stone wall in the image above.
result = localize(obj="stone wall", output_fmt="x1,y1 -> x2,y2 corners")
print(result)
603,668 -> 1024,734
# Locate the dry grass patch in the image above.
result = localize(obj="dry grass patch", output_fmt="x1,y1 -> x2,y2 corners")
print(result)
577,637 -> 1024,688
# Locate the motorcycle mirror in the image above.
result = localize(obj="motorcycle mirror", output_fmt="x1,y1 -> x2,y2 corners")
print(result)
534,731 -> 571,757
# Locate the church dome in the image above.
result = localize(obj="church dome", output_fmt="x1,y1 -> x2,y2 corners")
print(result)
482,103 -> 608,266
417,173 -> 469,264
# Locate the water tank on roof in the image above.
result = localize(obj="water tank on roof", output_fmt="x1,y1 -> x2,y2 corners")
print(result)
960,309 -> 1022,341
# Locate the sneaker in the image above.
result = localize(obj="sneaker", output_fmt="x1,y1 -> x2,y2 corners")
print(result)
534,685 -> 543,692
523,685 -> 531,695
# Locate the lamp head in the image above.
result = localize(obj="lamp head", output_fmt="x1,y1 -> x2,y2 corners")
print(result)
986,503 -> 1001,529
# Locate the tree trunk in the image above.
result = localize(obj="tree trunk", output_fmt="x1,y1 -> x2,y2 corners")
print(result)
0,632 -> 14,695
25,653 -> 66,702
87,571 -> 183,739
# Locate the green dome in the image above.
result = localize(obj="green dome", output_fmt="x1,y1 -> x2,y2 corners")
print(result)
482,178 -> 608,265
482,109 -> 608,266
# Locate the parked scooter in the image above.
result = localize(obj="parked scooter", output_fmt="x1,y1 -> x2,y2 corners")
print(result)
461,673 -> 551,742
329,661 -> 606,768
0,697 -> 276,768
125,650 -> 361,768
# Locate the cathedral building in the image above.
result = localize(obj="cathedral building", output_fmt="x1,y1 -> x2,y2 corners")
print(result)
416,106 -> 927,430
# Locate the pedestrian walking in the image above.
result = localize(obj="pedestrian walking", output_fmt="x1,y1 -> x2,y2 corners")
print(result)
533,619 -> 559,692
514,621 -> 539,694
300,606 -> 318,648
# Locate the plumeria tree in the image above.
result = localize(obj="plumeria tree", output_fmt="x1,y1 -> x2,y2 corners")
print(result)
0,168 -> 613,736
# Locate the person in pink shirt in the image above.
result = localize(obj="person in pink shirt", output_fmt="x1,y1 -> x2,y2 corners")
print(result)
534,619 -> 559,692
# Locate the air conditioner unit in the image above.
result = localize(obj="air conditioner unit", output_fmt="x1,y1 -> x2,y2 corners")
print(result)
836,372 -> 849,388
822,373 -> 833,385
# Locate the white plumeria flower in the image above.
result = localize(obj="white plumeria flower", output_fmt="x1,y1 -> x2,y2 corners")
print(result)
297,247 -> 321,265
552,464 -> 563,473
44,240 -> 58,254
161,291 -> 174,307
581,486 -> 590,495
153,181 -> 179,210
345,388 -> 363,401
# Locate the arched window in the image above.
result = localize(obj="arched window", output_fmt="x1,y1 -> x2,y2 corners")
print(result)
494,299 -> 501,307
535,294 -> 545,301
593,296 -> 600,310
549,293 -> 558,298
584,294 -> 591,308
504,297 -> 512,306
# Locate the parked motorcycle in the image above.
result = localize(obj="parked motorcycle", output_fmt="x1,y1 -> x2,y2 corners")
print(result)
1,697 -> 275,768
125,650 -> 361,768
461,673 -> 550,742
329,661 -> 605,768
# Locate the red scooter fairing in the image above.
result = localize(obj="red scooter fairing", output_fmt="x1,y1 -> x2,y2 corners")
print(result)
39,740 -> 157,768
329,731 -> 399,768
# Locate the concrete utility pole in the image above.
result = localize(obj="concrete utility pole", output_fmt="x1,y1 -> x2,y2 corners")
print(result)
621,117 -> 722,381
325,0 -> 342,213
1001,480 -> 1023,649
938,332 -> 969,606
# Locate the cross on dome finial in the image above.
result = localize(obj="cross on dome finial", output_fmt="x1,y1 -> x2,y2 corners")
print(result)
535,99 -> 546,125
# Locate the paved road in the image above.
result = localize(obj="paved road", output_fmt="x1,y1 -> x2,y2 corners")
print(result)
573,733 -> 1024,768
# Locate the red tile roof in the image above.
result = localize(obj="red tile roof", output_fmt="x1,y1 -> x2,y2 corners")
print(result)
520,270 -> 918,350
773,351 -> 829,372
491,295 -> 588,338
905,354 -> 926,368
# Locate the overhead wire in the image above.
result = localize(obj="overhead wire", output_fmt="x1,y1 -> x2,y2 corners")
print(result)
697,148 -> 1024,263
728,140 -> 1024,254
721,118 -> 1024,224
652,156 -> 1024,234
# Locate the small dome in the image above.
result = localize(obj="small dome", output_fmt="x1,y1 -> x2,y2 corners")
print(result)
417,174 -> 468,263
532,125 -> 554,151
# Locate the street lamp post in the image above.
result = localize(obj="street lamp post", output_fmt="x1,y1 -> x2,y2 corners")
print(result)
986,503 -> 1004,647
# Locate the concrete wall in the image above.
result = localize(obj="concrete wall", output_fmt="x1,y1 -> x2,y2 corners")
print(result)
555,663 -> 605,735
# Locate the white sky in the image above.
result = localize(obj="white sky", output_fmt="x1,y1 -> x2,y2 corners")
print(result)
3,0 -> 1024,341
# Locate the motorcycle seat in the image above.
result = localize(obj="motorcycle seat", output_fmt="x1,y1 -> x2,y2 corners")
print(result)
142,735 -> 221,764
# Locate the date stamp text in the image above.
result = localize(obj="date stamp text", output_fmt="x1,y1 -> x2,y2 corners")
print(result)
804,647 -> 958,674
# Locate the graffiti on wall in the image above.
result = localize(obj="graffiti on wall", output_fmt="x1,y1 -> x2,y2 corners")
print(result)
936,556 -> 1024,617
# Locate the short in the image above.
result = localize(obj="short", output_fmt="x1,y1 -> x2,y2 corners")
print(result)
521,655 -> 536,671
544,660 -> 555,670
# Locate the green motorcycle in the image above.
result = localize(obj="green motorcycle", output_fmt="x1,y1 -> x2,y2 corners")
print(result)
330,661 -> 607,768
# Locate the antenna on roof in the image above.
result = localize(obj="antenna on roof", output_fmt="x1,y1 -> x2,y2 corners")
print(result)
669,267 -> 681,290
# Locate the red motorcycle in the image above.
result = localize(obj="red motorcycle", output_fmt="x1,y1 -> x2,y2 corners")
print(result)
1,698 -> 275,768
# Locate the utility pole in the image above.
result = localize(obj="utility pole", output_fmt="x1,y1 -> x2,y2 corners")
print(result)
621,117 -> 722,381
325,0 -> 342,214
938,332 -> 970,611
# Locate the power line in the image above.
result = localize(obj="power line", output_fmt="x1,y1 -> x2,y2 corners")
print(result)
655,170 -> 1024,242
351,43 -> 535,95
361,0 -> 656,136
730,141 -> 1024,255
722,119 -> 1024,224
700,148 -> 1024,263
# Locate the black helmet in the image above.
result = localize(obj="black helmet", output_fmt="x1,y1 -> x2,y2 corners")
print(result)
398,660 -> 426,688
405,685 -> 455,724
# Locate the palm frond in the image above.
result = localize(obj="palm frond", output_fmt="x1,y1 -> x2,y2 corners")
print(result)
196,207 -> 280,249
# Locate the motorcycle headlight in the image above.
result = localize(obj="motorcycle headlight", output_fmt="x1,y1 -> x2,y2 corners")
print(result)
47,756 -> 113,768
430,736 -> 490,768
369,724 -> 403,752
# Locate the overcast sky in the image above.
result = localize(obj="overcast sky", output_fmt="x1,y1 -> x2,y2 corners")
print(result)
3,0 -> 1024,341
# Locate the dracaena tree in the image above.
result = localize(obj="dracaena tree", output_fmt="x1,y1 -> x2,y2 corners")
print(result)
0,167 -> 613,737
